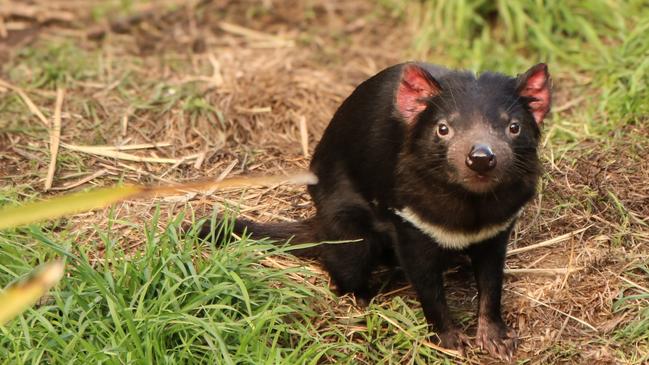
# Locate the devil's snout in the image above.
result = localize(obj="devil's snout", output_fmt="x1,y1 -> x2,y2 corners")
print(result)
465,144 -> 496,173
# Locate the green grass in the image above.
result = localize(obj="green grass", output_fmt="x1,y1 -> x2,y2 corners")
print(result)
408,0 -> 649,138
613,261 -> 649,364
0,209 -> 459,364
0,212 -> 335,364
9,41 -> 99,89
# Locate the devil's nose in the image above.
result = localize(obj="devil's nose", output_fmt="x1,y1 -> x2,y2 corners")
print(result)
465,144 -> 496,173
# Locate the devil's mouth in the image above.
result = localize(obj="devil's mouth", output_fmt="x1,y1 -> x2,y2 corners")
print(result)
461,173 -> 498,193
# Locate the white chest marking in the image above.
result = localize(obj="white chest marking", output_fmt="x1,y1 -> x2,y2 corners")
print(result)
394,207 -> 517,250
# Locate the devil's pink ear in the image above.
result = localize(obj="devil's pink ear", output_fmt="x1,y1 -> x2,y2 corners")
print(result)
396,64 -> 442,124
517,63 -> 551,125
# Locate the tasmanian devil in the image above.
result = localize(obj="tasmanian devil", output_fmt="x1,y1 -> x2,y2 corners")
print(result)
198,62 -> 551,360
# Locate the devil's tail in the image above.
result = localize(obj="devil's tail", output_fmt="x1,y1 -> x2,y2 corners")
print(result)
196,216 -> 320,258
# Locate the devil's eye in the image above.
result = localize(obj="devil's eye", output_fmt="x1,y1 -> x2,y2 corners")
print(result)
508,122 -> 521,135
437,122 -> 450,137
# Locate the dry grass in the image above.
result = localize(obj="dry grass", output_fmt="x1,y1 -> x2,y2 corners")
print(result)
1,0 -> 647,363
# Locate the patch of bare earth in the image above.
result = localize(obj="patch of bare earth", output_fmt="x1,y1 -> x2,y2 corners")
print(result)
1,1 -> 647,363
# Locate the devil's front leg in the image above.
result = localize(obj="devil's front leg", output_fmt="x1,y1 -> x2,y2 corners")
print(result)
394,222 -> 468,353
467,228 -> 517,361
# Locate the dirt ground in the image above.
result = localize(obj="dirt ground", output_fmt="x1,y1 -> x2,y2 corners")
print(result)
1,1 -> 648,363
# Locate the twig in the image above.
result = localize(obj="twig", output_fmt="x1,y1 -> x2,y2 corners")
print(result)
11,146 -> 40,161
234,106 -> 272,114
0,78 -> 49,127
45,88 -> 64,191
216,160 -> 238,181
524,251 -> 552,269
207,53 -> 224,87
504,268 -> 581,276
193,151 -> 207,169
381,284 -> 412,297
190,161 -> 239,204
51,169 -> 108,191
219,21 -> 294,48
298,115 -> 309,158
77,142 -> 172,151
507,226 -> 591,256
121,113 -> 129,137
506,289 -> 598,332
614,272 -> 649,294
60,143 -> 185,164
0,4 -> 75,23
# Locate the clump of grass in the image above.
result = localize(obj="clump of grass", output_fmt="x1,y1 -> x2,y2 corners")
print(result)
0,212 -> 328,363
600,16 -> 649,123
613,262 -> 649,364
411,1 -> 628,70
0,210 -> 456,364
8,41 -> 99,89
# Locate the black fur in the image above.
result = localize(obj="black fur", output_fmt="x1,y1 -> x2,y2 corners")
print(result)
198,62 -> 550,359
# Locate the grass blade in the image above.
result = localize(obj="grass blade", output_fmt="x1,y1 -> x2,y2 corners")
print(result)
0,260 -> 65,325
